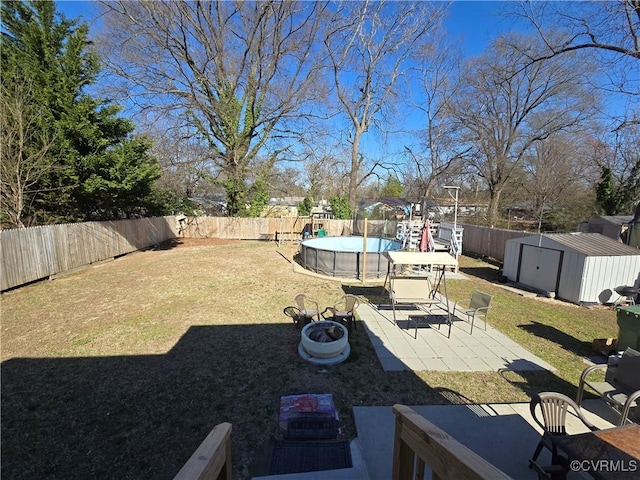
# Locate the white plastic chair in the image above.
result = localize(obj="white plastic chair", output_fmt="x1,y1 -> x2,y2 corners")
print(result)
529,392 -> 597,470
294,294 -> 320,322
325,294 -> 359,333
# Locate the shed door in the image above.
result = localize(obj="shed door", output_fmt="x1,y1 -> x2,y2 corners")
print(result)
519,245 -> 562,293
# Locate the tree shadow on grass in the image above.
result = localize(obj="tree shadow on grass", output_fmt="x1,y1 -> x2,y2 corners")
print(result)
518,321 -> 593,359
341,284 -> 388,305
457,253 -> 504,283
459,265 -> 503,283
498,366 -> 576,399
152,238 -> 182,250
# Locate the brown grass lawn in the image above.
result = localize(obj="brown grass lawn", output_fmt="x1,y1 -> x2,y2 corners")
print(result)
0,239 -> 618,479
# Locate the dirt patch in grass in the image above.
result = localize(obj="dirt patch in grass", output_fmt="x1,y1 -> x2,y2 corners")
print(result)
169,237 -> 241,248
1,241 -> 619,479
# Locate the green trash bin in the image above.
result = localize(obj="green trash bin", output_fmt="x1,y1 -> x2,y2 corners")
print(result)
317,229 -> 326,237
616,305 -> 640,351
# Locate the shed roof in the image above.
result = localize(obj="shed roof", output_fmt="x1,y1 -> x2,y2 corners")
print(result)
358,197 -> 410,209
594,215 -> 633,226
516,233 -> 640,256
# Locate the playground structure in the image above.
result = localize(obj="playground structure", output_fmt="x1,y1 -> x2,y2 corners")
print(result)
352,198 -> 464,267
395,220 -> 463,267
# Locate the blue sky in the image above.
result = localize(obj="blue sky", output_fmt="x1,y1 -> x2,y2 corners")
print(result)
54,1 -> 631,171
58,1 -> 522,56
446,1 -> 524,55
55,1 -> 530,152
57,0 -> 96,22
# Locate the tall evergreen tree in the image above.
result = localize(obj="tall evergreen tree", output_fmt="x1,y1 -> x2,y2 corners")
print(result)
1,0 -> 162,226
380,176 -> 404,198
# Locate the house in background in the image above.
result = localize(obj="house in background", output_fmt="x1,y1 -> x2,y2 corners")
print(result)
262,197 -> 305,217
261,197 -> 333,218
503,232 -> 640,305
577,215 -> 633,241
431,197 -> 488,221
357,198 -> 411,220
189,194 -> 227,216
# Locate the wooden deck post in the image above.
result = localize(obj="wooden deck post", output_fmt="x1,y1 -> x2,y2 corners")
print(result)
392,405 -> 513,480
173,422 -> 232,480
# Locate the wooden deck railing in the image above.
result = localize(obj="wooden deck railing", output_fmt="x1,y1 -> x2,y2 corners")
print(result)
173,423 -> 232,480
392,405 -> 513,480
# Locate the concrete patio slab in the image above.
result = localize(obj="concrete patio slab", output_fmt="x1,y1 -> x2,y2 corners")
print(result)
353,400 -> 618,480
252,400 -> 620,480
356,302 -> 556,372
254,293 -> 621,479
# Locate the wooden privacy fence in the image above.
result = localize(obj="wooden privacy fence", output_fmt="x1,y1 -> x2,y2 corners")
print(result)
1,215 -> 535,291
1,217 -> 177,291
460,224 -> 530,262
179,216 -> 353,239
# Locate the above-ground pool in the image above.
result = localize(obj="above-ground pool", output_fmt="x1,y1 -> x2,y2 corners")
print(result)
300,236 -> 402,279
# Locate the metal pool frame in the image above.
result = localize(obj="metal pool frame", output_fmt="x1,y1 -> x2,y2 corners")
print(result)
300,236 -> 402,279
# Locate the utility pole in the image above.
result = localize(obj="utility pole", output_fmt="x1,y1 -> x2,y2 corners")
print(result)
443,186 -> 460,230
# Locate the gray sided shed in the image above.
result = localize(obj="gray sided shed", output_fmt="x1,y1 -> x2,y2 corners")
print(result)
503,233 -> 640,305
577,215 -> 632,241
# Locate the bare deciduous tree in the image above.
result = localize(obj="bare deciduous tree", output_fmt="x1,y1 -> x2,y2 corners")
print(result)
402,31 -> 468,206
449,33 -> 598,226
323,0 -> 448,209
516,1 -> 640,59
98,1 -> 326,216
263,165 -> 305,199
292,124 -> 351,201
511,1 -> 640,97
304,149 -> 350,201
590,124 -> 640,214
1,80 -> 58,228
521,134 -> 595,230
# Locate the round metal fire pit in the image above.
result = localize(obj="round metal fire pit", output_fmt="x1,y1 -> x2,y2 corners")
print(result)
298,320 -> 349,365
